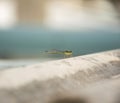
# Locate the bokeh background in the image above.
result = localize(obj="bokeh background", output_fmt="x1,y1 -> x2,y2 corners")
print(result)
0,0 -> 120,68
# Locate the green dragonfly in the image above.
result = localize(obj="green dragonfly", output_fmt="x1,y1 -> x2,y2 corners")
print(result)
44,49 -> 73,58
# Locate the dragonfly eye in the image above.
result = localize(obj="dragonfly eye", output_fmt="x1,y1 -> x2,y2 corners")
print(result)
67,51 -> 72,52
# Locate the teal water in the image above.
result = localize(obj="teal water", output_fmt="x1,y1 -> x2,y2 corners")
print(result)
0,26 -> 120,59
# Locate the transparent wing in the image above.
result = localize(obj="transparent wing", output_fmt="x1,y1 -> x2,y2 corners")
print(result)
45,49 -> 64,54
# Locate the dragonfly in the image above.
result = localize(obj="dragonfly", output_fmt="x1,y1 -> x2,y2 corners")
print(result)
44,49 -> 73,58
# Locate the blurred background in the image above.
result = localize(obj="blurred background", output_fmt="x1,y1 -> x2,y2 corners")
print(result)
0,0 -> 120,68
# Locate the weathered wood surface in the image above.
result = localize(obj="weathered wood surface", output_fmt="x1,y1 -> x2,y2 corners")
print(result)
0,49 -> 120,103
